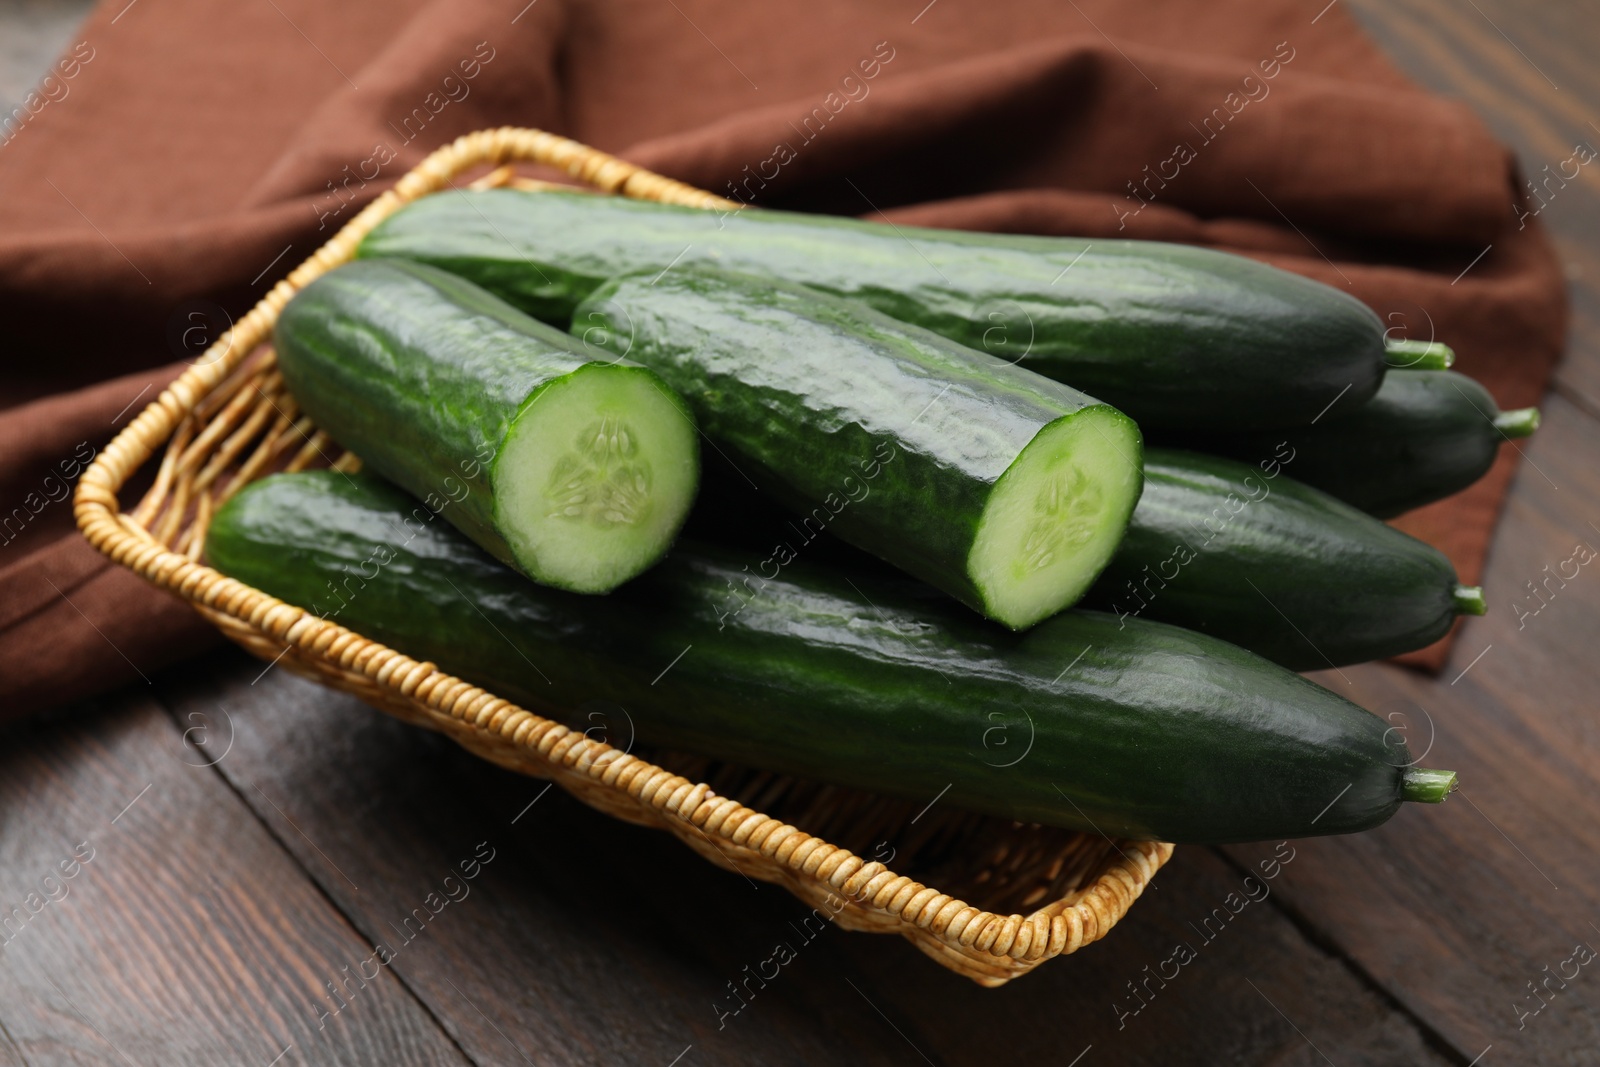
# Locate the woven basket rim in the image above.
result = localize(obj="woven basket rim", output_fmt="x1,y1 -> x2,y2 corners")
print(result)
72,126 -> 1173,985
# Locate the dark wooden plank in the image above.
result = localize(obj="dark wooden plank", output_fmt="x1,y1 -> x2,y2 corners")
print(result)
158,656 -> 933,1067
1345,0 -> 1600,412
1227,8 -> 1600,1063
1,5 -> 1586,1066
161,652 -> 1472,1067
1222,391 -> 1600,1065
830,843 -> 1456,1066
0,1019 -> 26,1067
0,693 -> 472,1067
0,0 -> 96,113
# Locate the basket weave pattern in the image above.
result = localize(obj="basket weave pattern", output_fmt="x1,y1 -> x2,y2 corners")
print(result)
74,127 -> 1173,986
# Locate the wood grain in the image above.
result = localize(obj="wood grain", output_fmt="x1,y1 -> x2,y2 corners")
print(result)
0,694 -> 473,1067
157,656 -> 930,1067
1346,0 -> 1600,414
0,0 -> 96,115
1185,6 -> 1600,1064
0,2 -> 1596,1065
833,842 -> 1458,1066
1221,391 -> 1600,1065
156,653 -> 1473,1067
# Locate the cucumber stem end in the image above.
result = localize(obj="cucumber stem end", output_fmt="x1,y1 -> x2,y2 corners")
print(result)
1384,338 -> 1455,371
1494,407 -> 1541,439
1403,767 -> 1458,804
1453,585 -> 1487,616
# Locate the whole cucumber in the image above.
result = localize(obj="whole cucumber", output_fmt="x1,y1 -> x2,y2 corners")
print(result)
357,188 -> 1396,430
574,269 -> 1143,631
1084,448 -> 1486,668
206,471 -> 1457,844
1163,370 -> 1540,517
275,260 -> 700,594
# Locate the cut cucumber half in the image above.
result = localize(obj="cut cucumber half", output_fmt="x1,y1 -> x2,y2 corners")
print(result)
575,269 -> 1143,629
275,259 -> 700,594
496,366 -> 698,592
970,409 -> 1141,629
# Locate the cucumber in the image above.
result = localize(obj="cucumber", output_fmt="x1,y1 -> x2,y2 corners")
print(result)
1162,370 -> 1541,518
1383,339 -> 1456,371
691,446 -> 1484,668
572,269 -> 1143,630
358,188 -> 1391,430
206,471 -> 1457,844
1085,448 -> 1486,669
275,259 -> 699,594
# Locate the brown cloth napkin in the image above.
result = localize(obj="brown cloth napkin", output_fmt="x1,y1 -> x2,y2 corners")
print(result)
0,0 -> 1566,715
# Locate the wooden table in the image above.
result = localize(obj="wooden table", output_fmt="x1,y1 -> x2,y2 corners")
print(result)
2,3 -> 1596,1063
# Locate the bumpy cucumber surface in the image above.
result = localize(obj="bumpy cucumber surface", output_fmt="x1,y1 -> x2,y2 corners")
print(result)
206,471 -> 1457,844
358,188 -> 1387,430
1085,448 -> 1485,669
1164,370 -> 1540,518
574,269 -> 1142,630
275,259 -> 699,593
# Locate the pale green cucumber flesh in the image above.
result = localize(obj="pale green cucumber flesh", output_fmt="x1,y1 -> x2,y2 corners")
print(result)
274,259 -> 700,595
495,365 -> 698,593
573,269 -> 1143,629
969,408 -> 1142,629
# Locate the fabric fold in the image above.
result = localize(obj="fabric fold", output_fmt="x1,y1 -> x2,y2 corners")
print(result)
0,0 -> 1568,716
627,34 -> 1512,244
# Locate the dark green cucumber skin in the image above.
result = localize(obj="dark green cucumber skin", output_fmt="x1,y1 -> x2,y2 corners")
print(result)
1085,448 -> 1463,670
206,470 -> 1419,844
275,258 -> 665,574
357,189 -> 1386,430
573,269 -> 1140,623
693,446 -> 1464,669
1162,370 -> 1507,518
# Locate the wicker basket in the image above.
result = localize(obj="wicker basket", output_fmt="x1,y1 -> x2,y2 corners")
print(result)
74,127 -> 1173,986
